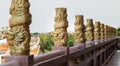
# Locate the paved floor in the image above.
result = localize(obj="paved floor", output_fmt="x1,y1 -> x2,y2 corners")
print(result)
106,50 -> 120,66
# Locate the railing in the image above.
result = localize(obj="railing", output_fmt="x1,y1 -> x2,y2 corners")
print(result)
33,37 -> 118,66
0,38 -> 118,66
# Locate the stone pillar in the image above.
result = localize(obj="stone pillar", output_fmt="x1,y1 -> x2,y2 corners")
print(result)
94,22 -> 100,44
108,26 -> 110,40
85,19 -> 94,47
106,25 -> 109,40
73,15 -> 85,48
52,8 -> 68,51
110,26 -> 113,39
69,15 -> 85,66
5,0 -> 31,55
104,25 -> 108,41
110,26 -> 112,38
3,0 -> 33,66
100,23 -> 104,42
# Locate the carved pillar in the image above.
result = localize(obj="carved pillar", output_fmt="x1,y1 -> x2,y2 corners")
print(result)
73,15 -> 85,47
52,8 -> 68,46
3,0 -> 33,66
104,25 -> 107,41
5,0 -> 31,55
85,19 -> 94,47
70,15 -> 85,65
112,27 -> 115,37
100,23 -> 104,42
94,22 -> 100,44
110,26 -> 112,38
108,26 -> 110,39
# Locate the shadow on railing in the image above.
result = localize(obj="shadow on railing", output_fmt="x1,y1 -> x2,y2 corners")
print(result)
0,37 -> 118,66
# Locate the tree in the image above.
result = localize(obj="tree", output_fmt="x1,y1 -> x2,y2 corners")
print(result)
117,27 -> 120,36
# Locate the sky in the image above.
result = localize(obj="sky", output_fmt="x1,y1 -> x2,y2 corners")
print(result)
0,0 -> 120,33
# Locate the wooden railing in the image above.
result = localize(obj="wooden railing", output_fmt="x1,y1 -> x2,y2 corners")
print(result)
33,37 -> 118,66
0,37 -> 118,66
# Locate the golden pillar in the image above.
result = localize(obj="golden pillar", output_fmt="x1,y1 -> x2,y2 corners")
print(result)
73,15 -> 85,45
100,23 -> 104,42
52,8 -> 68,46
94,22 -> 100,44
5,0 -> 31,55
85,19 -> 94,47
104,25 -> 108,41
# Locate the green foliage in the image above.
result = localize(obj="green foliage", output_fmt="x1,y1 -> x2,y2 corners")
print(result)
117,27 -> 120,36
31,32 -> 54,53
31,32 -> 75,54
44,33 -> 54,52
67,33 -> 74,47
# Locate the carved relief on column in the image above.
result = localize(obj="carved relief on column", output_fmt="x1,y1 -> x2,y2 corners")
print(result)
85,19 -> 94,47
73,15 -> 85,43
112,27 -> 114,37
94,22 -> 100,44
100,23 -> 104,42
109,26 -> 112,38
52,8 -> 68,46
110,26 -> 113,40
104,25 -> 108,41
5,0 -> 31,55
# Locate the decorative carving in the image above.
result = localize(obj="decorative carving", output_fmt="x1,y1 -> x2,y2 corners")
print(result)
111,27 -> 113,37
73,15 -> 85,43
52,8 -> 68,46
94,22 -> 100,40
85,19 -> 94,41
5,0 -> 31,55
100,23 -> 104,39
104,25 -> 108,40
106,25 -> 109,39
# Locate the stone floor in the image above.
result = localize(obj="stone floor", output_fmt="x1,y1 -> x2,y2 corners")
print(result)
105,50 -> 120,66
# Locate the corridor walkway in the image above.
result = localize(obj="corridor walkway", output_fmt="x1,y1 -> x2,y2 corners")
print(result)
105,50 -> 120,66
